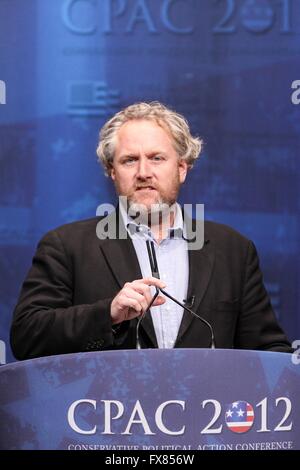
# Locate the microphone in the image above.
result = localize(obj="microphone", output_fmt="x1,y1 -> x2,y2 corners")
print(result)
137,240 -> 216,349
136,239 -> 160,348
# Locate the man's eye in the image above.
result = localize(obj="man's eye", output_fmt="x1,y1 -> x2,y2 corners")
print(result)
123,157 -> 136,164
151,155 -> 163,161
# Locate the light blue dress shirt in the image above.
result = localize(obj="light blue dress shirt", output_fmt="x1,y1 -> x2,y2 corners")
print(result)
120,203 -> 189,348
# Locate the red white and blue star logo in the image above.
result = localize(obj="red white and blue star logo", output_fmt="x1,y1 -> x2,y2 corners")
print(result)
225,401 -> 254,433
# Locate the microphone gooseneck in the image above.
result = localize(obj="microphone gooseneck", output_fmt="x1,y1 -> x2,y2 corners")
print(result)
136,287 -> 159,350
136,240 -> 216,349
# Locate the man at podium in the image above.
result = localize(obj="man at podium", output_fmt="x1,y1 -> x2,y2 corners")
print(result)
10,102 -> 292,359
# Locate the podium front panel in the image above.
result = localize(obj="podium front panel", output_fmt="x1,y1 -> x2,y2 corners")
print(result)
0,349 -> 299,450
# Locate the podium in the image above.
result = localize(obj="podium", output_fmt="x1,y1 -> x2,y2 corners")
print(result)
0,349 -> 299,450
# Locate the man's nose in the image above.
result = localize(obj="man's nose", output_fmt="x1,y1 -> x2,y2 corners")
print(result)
136,157 -> 152,179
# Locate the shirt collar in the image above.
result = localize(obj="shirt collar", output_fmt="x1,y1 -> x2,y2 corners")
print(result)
119,201 -> 184,241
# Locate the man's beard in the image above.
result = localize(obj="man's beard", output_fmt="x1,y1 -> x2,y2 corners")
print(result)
127,196 -> 177,228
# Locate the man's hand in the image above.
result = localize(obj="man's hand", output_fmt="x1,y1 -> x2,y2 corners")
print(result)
111,277 -> 166,324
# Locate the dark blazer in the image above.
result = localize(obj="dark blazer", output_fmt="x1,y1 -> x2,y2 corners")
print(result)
10,213 -> 291,359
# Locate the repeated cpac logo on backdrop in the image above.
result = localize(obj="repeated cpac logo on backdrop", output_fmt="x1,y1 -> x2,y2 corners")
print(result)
61,0 -> 299,35
62,0 -> 194,35
67,397 -> 292,436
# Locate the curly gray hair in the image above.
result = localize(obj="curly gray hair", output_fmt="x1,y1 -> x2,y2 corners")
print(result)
96,102 -> 203,175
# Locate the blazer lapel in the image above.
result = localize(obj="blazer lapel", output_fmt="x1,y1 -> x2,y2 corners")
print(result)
175,226 -> 215,343
98,210 -> 158,347
99,236 -> 141,287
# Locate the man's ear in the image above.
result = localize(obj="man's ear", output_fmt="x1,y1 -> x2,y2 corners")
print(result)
179,159 -> 188,184
110,167 -> 115,181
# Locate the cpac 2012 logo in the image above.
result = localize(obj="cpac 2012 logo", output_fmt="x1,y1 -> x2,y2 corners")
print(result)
225,401 -> 254,433
67,396 -> 292,435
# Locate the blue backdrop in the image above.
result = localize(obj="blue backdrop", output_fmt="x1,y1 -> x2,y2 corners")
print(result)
0,0 -> 299,363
